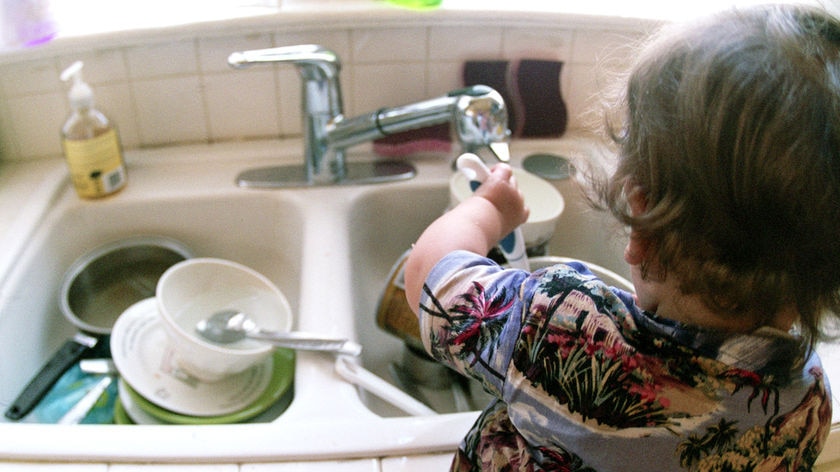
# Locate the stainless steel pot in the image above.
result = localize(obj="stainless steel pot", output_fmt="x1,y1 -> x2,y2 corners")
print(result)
4,236 -> 192,421
59,236 -> 193,334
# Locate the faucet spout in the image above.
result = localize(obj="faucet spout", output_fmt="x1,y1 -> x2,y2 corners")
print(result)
228,44 -> 510,187
327,85 -> 509,160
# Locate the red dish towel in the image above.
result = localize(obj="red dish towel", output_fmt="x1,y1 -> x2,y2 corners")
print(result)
372,123 -> 452,157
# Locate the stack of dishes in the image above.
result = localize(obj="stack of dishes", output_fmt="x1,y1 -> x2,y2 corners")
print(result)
110,298 -> 294,424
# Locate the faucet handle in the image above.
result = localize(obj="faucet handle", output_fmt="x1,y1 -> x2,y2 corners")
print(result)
228,44 -> 341,80
450,85 -> 511,161
229,44 -> 345,181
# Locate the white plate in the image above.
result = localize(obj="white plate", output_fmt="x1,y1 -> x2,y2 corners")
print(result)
117,379 -> 164,425
110,298 -> 273,417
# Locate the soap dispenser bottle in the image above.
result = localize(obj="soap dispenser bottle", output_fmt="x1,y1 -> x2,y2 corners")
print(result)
60,61 -> 127,199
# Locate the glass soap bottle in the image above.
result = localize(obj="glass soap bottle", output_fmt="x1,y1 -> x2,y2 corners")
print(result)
60,61 -> 127,199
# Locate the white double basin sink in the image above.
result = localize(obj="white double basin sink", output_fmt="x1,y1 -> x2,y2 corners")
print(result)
0,136 -> 638,462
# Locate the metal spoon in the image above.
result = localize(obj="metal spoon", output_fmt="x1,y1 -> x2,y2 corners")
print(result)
195,310 -> 362,356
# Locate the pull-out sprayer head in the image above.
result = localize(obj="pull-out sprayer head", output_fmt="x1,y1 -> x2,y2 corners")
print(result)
451,85 -> 510,161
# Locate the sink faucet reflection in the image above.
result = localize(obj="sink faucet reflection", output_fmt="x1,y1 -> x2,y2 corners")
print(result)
228,44 -> 510,187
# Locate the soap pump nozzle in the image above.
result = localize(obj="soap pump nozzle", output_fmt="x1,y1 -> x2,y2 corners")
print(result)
60,61 -> 94,110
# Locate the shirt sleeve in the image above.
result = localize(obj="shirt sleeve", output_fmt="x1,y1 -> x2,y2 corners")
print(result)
417,250 -> 531,398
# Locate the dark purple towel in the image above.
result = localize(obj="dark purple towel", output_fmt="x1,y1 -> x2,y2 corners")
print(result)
515,59 -> 567,137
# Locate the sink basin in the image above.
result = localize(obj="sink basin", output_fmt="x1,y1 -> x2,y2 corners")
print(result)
348,181 -> 495,416
0,146 -> 489,463
0,187 -> 304,421
347,155 -> 630,417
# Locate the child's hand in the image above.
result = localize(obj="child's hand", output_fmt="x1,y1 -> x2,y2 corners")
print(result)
404,163 -> 530,313
473,164 -> 530,237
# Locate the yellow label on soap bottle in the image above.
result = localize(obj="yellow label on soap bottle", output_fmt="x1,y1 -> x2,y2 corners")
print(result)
62,129 -> 127,198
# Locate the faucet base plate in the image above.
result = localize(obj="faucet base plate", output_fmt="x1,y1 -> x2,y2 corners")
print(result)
236,161 -> 416,188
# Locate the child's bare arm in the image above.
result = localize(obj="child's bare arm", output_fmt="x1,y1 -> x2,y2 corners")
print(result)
404,164 -> 529,313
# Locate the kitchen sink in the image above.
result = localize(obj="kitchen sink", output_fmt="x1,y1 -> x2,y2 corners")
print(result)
0,185 -> 304,420
346,146 -> 630,417
1,138 -> 829,466
0,138 -> 630,429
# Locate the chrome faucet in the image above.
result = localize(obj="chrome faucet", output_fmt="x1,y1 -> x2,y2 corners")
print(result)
228,44 -> 510,187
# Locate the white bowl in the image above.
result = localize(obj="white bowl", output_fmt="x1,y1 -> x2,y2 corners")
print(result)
527,256 -> 634,292
449,167 -> 564,248
156,258 -> 293,382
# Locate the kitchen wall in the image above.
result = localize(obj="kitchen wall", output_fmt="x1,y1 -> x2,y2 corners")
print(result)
0,8 -> 656,162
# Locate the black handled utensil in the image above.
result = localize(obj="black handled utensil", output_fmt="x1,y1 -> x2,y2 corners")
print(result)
4,333 -> 99,421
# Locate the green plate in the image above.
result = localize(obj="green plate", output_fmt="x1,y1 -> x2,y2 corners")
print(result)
123,348 -> 295,424
113,396 -> 134,425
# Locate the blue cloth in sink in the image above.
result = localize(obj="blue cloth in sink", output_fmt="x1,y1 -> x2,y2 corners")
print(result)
29,363 -> 117,424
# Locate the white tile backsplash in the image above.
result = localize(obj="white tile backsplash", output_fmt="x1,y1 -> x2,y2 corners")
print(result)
276,67 -> 304,135
198,33 -> 274,73
132,76 -> 207,144
95,82 -> 141,148
563,62 -> 605,132
351,27 -> 427,63
570,28 -> 645,66
426,60 -> 463,97
204,69 -> 279,140
352,62 -> 428,111
502,27 -> 573,61
0,58 -> 59,96
428,26 -> 503,61
62,48 -> 129,85
0,11 -> 652,161
273,30 -> 353,64
6,92 -> 65,157
126,40 -> 199,79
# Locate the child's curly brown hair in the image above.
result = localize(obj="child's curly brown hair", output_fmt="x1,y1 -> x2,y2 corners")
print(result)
600,4 -> 840,350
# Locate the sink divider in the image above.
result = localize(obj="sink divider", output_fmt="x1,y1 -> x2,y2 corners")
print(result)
274,188 -> 377,422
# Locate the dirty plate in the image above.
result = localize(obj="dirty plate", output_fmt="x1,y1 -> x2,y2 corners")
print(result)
117,353 -> 294,425
110,298 -> 294,417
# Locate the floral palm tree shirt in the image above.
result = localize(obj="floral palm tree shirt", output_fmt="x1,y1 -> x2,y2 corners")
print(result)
418,251 -> 832,471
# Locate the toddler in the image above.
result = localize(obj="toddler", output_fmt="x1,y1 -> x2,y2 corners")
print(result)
404,4 -> 839,471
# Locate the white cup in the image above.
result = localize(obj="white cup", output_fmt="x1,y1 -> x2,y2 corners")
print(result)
449,167 -> 565,249
156,258 -> 292,382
